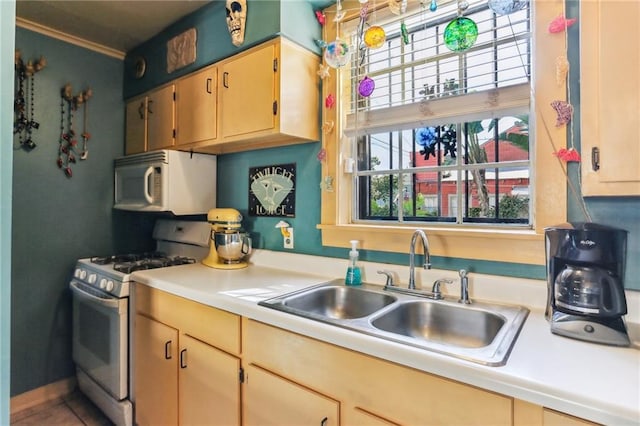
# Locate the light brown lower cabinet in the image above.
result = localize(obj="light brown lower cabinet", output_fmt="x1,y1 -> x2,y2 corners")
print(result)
134,313 -> 178,425
243,364 -> 339,426
134,284 -> 241,426
134,285 -> 599,426
243,319 -> 600,426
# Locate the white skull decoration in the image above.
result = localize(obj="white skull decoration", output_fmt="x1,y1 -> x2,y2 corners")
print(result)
226,0 -> 247,47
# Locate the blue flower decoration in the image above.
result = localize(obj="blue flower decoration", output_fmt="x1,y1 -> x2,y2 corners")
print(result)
416,127 -> 437,147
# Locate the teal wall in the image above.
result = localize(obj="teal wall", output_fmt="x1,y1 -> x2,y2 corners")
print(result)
1,1 -> 16,422
216,145 -> 547,280
10,28 -> 155,396
123,0 -> 321,99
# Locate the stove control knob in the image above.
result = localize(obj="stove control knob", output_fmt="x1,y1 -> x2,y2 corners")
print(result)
99,278 -> 107,289
74,268 -> 82,278
88,274 -> 97,284
105,281 -> 115,292
80,270 -> 87,280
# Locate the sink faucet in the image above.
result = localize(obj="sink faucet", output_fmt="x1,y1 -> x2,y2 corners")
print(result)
408,229 -> 431,290
459,269 -> 471,304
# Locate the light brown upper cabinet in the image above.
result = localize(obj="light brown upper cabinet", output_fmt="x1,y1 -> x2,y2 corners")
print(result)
206,36 -> 320,154
125,37 -> 319,156
580,0 -> 640,196
175,65 -> 218,147
125,83 -> 175,155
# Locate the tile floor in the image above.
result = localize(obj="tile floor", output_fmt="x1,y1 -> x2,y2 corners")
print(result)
11,390 -> 113,426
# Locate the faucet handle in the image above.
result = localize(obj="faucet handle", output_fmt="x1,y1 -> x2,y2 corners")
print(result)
377,270 -> 395,288
431,278 -> 453,300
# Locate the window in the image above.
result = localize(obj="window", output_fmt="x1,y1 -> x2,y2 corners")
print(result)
319,0 -> 567,265
346,1 -> 531,225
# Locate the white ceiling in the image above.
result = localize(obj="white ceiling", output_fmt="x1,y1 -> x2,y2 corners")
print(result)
16,1 -> 212,56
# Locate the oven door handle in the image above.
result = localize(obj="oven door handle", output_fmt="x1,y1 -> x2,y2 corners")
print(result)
70,281 -> 120,309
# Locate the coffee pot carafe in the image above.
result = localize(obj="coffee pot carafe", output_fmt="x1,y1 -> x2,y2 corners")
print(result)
545,223 -> 629,346
202,208 -> 252,270
554,265 -> 627,317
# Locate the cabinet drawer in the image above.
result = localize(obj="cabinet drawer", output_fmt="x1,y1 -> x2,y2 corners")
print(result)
135,284 -> 240,355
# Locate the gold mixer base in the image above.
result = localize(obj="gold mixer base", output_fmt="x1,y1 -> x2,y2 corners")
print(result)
202,258 -> 248,269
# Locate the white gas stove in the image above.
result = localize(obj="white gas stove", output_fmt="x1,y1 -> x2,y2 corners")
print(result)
70,219 -> 210,426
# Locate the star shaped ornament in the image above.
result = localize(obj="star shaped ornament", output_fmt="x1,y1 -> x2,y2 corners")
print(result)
317,63 -> 330,79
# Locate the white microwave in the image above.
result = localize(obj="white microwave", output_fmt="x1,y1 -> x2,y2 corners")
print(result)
114,150 -> 216,215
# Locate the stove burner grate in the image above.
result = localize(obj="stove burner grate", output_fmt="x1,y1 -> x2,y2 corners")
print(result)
112,256 -> 196,274
91,252 -> 167,265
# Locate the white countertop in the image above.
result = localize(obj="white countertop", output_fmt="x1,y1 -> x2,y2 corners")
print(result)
131,250 -> 640,425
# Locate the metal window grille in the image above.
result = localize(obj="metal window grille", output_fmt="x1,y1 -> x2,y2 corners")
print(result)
339,0 -> 532,225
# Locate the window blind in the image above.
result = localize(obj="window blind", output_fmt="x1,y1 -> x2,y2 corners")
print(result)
342,0 -> 531,137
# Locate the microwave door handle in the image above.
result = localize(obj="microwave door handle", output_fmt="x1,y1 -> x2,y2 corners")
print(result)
69,281 -> 120,309
143,166 -> 154,204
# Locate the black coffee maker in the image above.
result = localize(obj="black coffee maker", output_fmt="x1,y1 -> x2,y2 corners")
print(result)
545,222 -> 629,346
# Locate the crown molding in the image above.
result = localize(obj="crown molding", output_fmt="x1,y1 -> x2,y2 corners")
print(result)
16,17 -> 125,60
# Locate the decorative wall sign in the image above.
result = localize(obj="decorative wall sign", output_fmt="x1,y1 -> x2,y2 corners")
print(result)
167,28 -> 197,73
249,163 -> 296,217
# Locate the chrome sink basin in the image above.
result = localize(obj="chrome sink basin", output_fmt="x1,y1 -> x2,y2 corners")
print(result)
282,285 -> 396,319
259,279 -> 528,366
371,300 -> 504,348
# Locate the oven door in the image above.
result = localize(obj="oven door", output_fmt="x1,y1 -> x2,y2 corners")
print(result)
70,280 -> 128,400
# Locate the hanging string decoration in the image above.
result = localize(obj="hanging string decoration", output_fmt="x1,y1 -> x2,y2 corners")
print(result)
415,125 -> 457,160
314,39 -> 327,49
553,148 -> 581,163
334,0 -> 346,22
443,0 -> 476,52
556,55 -> 569,86
389,0 -> 407,15
13,51 -> 47,152
58,84 -> 93,178
389,0 -> 409,44
324,39 -> 350,68
444,17 -> 478,52
550,100 -> 573,127
548,15 -> 577,33
325,94 -> 336,109
358,76 -> 375,97
80,88 -> 93,160
488,0 -> 529,16
364,26 -> 387,48
401,22 -> 410,44
317,63 -> 331,79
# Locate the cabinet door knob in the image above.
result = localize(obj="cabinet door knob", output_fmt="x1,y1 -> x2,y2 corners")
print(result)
206,78 -> 212,94
164,340 -> 172,359
138,102 -> 145,119
223,72 -> 229,88
320,417 -> 328,426
147,99 -> 153,114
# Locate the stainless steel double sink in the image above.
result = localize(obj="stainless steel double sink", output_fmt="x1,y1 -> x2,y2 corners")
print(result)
259,279 -> 529,366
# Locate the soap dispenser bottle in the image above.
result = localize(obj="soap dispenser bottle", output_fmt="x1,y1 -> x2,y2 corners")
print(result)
345,240 -> 362,286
